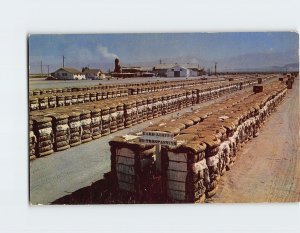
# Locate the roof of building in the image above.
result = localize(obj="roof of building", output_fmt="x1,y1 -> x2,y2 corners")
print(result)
83,68 -> 102,74
154,63 -> 200,70
54,67 -> 82,74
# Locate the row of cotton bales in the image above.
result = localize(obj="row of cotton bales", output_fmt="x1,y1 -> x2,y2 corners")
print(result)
29,76 -> 264,160
109,80 -> 287,203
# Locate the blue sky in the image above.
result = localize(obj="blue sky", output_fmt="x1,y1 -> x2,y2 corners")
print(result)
29,32 -> 298,72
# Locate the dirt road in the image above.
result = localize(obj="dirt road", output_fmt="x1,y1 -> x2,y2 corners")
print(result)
210,79 -> 300,203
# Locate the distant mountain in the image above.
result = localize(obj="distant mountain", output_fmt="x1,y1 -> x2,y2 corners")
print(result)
124,55 -> 211,69
217,50 -> 298,71
125,50 -> 298,72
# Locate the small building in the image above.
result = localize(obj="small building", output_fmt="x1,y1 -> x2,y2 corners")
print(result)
51,67 -> 85,80
83,68 -> 103,80
167,65 -> 190,77
153,63 -> 204,77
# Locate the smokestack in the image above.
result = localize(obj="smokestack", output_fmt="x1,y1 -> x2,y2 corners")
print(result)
114,58 -> 122,73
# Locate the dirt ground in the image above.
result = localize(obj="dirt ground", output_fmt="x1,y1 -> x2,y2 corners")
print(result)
210,79 -> 299,203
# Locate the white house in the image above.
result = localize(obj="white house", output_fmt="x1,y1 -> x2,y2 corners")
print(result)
83,68 -> 103,80
52,67 -> 86,80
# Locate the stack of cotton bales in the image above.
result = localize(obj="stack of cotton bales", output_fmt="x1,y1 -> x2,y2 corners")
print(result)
90,107 -> 102,139
109,103 -> 118,133
161,138 -> 208,203
38,95 -> 49,110
76,109 -> 92,143
68,111 -> 82,147
116,102 -> 125,130
124,101 -> 133,128
109,135 -> 156,195
48,95 -> 57,108
32,116 -> 54,157
56,94 -> 65,107
101,106 -> 111,136
29,96 -> 39,111
46,113 -> 70,152
29,119 -> 37,160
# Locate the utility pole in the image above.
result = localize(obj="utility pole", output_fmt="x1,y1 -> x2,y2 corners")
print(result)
214,62 -> 217,76
63,55 -> 65,68
47,65 -> 50,76
40,61 -> 43,74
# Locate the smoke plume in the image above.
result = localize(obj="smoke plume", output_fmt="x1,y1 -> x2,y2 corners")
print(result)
97,45 -> 118,60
